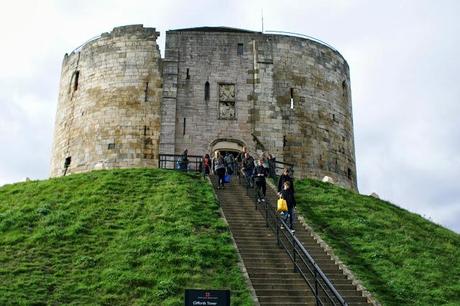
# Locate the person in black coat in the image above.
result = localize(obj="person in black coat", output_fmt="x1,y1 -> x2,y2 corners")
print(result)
253,159 -> 268,202
279,180 -> 296,232
278,167 -> 294,194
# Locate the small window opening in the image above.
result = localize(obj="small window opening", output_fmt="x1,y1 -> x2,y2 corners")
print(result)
108,143 -> 115,150
144,82 -> 149,102
347,168 -> 353,180
73,71 -> 80,91
183,118 -> 186,135
290,88 -> 294,109
332,114 -> 336,121
342,80 -> 347,97
237,43 -> 244,55
63,156 -> 71,176
283,135 -> 287,148
186,68 -> 190,80
143,125 -> 148,136
205,81 -> 210,101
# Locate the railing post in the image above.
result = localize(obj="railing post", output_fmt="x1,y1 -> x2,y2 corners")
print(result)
293,237 -> 297,273
315,269 -> 320,306
276,218 -> 280,247
265,201 -> 269,228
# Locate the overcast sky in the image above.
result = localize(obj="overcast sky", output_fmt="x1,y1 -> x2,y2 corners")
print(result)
0,0 -> 459,233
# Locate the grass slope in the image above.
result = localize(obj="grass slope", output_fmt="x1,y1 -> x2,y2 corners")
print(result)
0,169 -> 252,305
295,179 -> 460,306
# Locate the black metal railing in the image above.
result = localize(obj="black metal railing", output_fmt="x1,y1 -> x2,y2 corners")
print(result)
271,160 -> 294,178
239,174 -> 348,306
158,154 -> 203,172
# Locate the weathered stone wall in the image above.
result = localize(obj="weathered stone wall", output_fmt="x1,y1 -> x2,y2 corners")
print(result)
161,29 -> 357,190
161,29 -> 259,156
50,25 -> 162,177
51,25 -> 357,190
269,35 -> 357,190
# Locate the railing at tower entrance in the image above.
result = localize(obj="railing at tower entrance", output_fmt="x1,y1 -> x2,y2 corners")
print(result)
158,154 -> 203,172
158,153 -> 294,177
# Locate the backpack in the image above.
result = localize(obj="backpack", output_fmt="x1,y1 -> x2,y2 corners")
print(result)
215,157 -> 225,170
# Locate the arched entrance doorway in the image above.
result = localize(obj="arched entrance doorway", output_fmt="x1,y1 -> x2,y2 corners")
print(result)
209,138 -> 246,158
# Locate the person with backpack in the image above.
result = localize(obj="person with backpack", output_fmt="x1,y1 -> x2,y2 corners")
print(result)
224,152 -> 235,175
253,159 -> 268,202
213,151 -> 226,189
179,149 -> 189,171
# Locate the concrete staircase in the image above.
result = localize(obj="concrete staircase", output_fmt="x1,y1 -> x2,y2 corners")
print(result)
212,176 -> 371,306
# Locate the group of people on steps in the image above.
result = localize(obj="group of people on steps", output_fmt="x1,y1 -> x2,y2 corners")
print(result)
198,146 -> 296,232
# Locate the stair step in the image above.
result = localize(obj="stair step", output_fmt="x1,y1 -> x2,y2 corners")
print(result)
258,295 -> 316,304
253,282 -> 358,291
255,289 -> 311,296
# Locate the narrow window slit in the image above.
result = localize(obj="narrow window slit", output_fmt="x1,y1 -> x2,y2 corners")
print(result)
205,81 -> 210,101
144,82 -> 149,102
73,71 -> 79,91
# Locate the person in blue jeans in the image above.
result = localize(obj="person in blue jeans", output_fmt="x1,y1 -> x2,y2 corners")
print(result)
213,151 -> 226,189
279,181 -> 296,232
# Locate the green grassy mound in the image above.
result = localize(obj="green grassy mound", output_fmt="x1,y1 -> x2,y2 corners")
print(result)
295,179 -> 460,306
0,169 -> 252,305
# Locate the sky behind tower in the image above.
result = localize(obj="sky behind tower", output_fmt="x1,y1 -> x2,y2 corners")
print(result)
0,0 -> 459,233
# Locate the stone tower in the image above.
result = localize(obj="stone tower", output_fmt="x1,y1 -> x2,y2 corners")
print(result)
50,25 -> 162,177
51,25 -> 357,190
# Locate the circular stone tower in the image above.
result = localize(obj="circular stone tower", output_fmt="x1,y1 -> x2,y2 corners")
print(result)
50,25 -> 163,177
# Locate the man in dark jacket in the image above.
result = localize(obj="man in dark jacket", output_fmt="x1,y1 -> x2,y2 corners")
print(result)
253,159 -> 268,202
242,152 -> 255,188
278,167 -> 294,194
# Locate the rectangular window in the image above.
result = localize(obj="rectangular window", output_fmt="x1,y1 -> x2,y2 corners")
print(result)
108,143 -> 115,150
218,84 -> 236,120
237,43 -> 244,56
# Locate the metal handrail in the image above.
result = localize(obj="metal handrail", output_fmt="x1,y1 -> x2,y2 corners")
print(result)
263,30 -> 340,54
158,153 -> 203,172
239,175 -> 348,306
271,160 -> 294,179
70,35 -> 102,54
